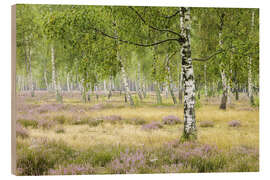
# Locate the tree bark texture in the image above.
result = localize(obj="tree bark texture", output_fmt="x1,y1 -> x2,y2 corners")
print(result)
180,7 -> 196,140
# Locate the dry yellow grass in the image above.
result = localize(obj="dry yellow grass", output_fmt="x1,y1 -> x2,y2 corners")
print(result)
25,94 -> 259,151
17,93 -> 259,153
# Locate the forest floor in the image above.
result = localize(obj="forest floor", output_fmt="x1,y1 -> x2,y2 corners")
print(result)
15,91 -> 259,175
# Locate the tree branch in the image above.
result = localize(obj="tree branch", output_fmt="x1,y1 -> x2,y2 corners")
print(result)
161,10 -> 180,19
168,51 -> 177,61
192,50 -> 224,62
93,27 -> 180,47
129,6 -> 182,37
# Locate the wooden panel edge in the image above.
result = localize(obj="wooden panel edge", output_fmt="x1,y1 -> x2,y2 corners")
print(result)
11,4 -> 17,175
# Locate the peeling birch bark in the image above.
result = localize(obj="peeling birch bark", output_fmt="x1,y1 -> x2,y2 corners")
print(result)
180,7 -> 196,140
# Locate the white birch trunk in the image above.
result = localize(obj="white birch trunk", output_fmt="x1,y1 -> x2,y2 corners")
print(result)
167,57 -> 177,104
103,79 -> 107,96
120,64 -> 134,105
44,71 -> 49,91
28,49 -> 34,97
108,76 -> 113,99
154,81 -> 162,104
178,64 -> 183,104
67,72 -> 70,92
248,11 -> 255,105
51,45 -> 57,93
204,64 -> 207,97
218,17 -> 228,110
136,63 -> 143,100
180,7 -> 196,140
51,44 -> 62,102
220,67 -> 228,109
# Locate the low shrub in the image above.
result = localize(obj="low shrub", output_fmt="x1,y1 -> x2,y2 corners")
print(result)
71,116 -> 90,125
48,164 -> 95,175
200,121 -> 214,128
253,96 -> 259,107
228,120 -> 241,127
110,149 -> 147,174
88,118 -> 103,127
16,124 -> 29,138
38,119 -> 54,129
162,115 -> 182,125
131,117 -> 146,125
104,115 -> 122,124
124,117 -> 146,125
91,151 -> 114,167
16,147 -> 54,175
141,121 -> 163,130
16,139 -> 77,175
55,127 -> 65,134
161,163 -> 184,173
36,103 -> 65,113
53,115 -> 66,124
162,141 -> 226,172
18,119 -> 38,128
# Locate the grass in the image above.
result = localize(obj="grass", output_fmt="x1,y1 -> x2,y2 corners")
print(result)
15,91 -> 259,175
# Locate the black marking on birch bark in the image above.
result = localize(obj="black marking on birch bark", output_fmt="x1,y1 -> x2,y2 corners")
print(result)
180,7 -> 197,141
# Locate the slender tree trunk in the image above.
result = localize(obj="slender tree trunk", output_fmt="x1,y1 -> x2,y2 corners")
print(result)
58,81 -> 62,96
180,7 -> 196,140
108,76 -> 113,100
103,79 -> 108,97
95,85 -> 99,101
70,79 -> 74,92
154,81 -> 162,104
218,14 -> 228,110
233,65 -> 239,101
28,48 -> 34,97
235,82 -> 239,101
51,45 -> 57,92
51,44 -> 62,102
136,63 -> 143,100
67,72 -> 70,92
112,14 -> 134,105
220,69 -> 228,110
142,74 -> 147,98
164,84 -> 169,99
120,63 -> 134,105
228,84 -> 231,104
166,56 -> 177,104
87,84 -> 91,102
81,78 -> 87,103
44,71 -> 49,91
248,10 -> 255,105
178,64 -> 183,104
204,64 -> 207,97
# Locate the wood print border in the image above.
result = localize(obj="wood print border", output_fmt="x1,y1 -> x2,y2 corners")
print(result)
11,4 -> 16,175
